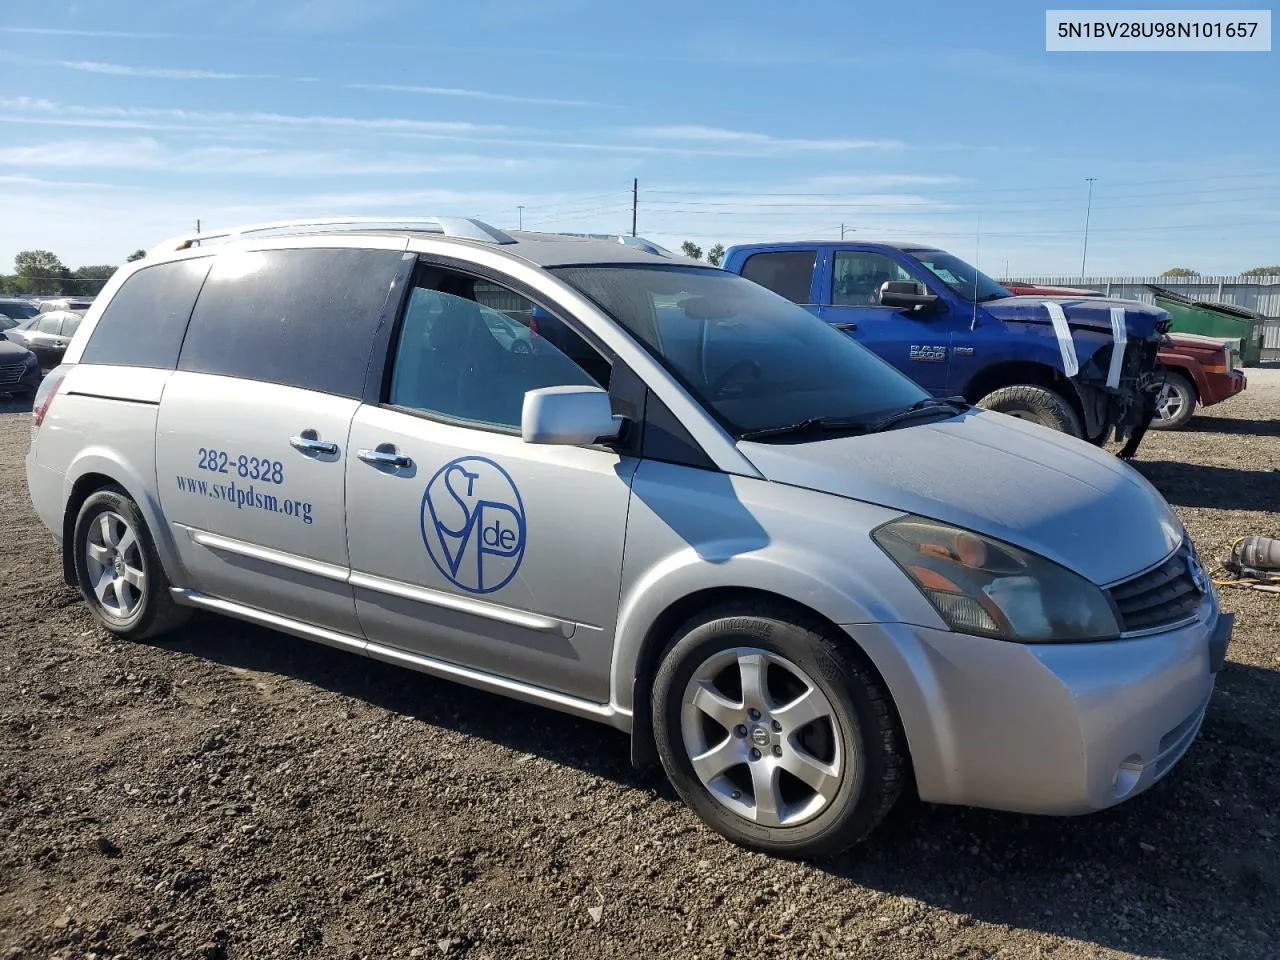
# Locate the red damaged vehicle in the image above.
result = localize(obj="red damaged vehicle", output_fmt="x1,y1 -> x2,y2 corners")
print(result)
1002,283 -> 1247,430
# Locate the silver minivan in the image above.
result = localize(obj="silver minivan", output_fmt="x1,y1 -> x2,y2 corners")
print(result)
26,218 -> 1231,857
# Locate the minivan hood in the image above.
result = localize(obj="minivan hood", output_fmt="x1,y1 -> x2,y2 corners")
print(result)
983,296 -> 1167,340
739,410 -> 1182,585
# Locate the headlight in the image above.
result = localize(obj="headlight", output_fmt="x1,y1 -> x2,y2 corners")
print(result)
873,517 -> 1120,642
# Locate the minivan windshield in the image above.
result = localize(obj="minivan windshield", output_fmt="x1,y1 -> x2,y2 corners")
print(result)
552,264 -> 930,438
908,250 -> 1010,303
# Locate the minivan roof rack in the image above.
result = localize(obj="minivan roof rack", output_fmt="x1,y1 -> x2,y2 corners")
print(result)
544,232 -> 675,258
148,216 -> 516,256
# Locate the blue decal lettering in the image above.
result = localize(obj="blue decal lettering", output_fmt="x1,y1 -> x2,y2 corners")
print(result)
421,457 -> 526,594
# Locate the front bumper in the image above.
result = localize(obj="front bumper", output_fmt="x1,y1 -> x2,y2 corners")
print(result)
849,594 -> 1229,815
1200,369 -> 1247,408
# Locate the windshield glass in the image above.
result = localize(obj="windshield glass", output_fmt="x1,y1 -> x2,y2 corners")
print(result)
551,265 -> 928,437
908,250 -> 1009,303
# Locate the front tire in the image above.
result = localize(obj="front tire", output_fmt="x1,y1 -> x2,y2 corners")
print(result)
977,384 -> 1083,437
1150,371 -> 1197,430
651,603 -> 905,858
72,486 -> 188,640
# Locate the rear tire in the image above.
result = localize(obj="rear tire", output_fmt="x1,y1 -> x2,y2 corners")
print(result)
1150,371 -> 1196,430
978,385 -> 1083,437
72,486 -> 189,640
651,602 -> 904,858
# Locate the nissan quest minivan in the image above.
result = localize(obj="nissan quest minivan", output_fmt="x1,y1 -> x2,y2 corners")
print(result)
26,218 -> 1232,857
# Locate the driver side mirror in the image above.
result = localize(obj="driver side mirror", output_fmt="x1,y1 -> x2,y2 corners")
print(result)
879,280 -> 939,311
522,385 -> 623,446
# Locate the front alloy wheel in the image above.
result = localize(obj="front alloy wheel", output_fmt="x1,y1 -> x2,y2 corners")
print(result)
681,647 -> 844,828
652,603 -> 905,858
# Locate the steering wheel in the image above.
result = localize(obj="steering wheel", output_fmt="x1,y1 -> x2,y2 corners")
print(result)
709,359 -> 763,398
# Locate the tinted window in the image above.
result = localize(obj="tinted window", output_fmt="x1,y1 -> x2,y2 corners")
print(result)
832,251 -> 915,306
554,264 -> 927,437
908,250 -> 1009,303
37,314 -> 63,333
0,301 -> 38,320
740,251 -> 816,304
61,314 -> 83,336
81,259 -> 212,369
388,269 -> 607,431
180,248 -> 402,397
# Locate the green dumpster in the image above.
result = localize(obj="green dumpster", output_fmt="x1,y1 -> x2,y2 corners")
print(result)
1146,284 -> 1267,367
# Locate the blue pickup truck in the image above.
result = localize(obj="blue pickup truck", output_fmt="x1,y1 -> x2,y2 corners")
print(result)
721,241 -> 1168,451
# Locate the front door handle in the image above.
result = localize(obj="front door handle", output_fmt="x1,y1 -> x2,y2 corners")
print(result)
832,321 -> 858,332
290,433 -> 339,456
358,447 -> 413,470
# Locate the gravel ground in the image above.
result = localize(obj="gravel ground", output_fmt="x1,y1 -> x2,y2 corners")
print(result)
1,371 -> 1278,960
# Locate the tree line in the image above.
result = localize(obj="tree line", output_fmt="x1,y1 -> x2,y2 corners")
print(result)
1,249 -> 147,297
1161,266 -> 1280,278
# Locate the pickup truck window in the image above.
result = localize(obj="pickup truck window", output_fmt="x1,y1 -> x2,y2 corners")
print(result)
552,264 -> 927,437
908,250 -> 1010,304
739,251 -> 815,304
833,252 -> 914,306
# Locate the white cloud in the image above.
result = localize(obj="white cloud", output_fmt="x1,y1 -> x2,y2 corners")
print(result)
348,84 -> 605,108
0,98 -> 513,136
631,125 -> 903,151
0,138 -> 528,176
53,60 -> 277,81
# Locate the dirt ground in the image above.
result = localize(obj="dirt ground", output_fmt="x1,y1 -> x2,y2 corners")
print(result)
1,370 -> 1278,960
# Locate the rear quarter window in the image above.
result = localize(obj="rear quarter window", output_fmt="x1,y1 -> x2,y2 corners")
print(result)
80,258 -> 213,369
740,250 -> 818,305
177,247 -> 403,398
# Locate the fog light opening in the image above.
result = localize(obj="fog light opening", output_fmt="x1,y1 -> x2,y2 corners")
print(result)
1113,755 -> 1145,799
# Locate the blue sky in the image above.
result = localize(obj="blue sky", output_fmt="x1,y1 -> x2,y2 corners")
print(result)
0,0 -> 1276,276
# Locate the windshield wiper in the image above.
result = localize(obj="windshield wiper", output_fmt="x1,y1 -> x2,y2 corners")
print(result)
738,416 -> 868,441
865,396 -> 969,434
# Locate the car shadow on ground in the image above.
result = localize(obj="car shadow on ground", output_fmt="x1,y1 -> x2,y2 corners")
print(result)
154,614 -> 1280,959
1133,460 -> 1280,513
1184,415 -> 1280,439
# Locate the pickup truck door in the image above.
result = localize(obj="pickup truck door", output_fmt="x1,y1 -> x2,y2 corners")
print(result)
817,249 -> 952,395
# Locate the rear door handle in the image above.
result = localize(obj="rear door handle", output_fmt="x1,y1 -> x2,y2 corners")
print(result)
290,433 -> 339,456
358,447 -> 413,470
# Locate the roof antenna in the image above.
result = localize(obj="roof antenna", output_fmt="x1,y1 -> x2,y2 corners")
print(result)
970,214 -> 980,331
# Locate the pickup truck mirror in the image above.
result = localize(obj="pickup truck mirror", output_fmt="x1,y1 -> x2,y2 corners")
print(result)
880,280 -> 939,311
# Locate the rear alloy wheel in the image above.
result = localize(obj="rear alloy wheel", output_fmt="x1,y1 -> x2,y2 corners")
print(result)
977,384 -> 1083,437
73,486 -> 188,640
1150,371 -> 1197,430
652,604 -> 904,857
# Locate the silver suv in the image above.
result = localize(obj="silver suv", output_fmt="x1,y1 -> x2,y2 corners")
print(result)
26,217 -> 1231,857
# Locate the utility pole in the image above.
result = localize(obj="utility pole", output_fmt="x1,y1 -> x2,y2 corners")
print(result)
1081,177 -> 1096,279
517,205 -> 524,230
840,223 -> 845,240
631,178 -> 638,237
195,218 -> 201,234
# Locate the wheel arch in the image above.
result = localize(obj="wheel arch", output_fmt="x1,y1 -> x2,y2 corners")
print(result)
61,451 -> 189,591
626,586 -> 905,776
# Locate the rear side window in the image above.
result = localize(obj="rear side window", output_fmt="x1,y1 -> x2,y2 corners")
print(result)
80,259 -> 212,369
740,251 -> 817,304
179,248 -> 402,398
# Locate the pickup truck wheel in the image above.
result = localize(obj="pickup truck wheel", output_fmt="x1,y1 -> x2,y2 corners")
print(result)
651,603 -> 904,858
977,385 -> 1083,437
1150,371 -> 1196,430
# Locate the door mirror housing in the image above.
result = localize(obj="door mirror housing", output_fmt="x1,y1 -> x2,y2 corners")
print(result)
880,280 -> 940,311
522,385 -> 623,446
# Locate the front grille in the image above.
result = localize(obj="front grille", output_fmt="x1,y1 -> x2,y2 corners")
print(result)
1109,544 -> 1204,633
0,361 -> 24,386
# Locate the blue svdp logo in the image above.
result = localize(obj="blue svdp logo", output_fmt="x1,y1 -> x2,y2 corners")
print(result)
421,456 -> 526,594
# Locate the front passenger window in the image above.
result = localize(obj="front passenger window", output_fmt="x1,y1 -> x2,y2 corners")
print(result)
388,270 -> 609,431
